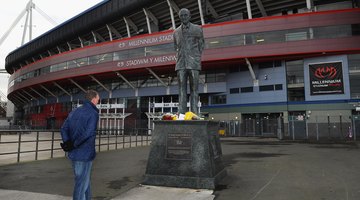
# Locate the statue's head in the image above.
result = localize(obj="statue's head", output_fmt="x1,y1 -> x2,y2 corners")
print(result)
179,8 -> 191,25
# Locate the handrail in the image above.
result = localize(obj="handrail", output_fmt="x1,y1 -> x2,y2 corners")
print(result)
0,128 -> 152,165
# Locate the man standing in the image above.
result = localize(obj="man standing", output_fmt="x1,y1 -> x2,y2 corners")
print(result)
173,8 -> 205,115
61,90 -> 99,200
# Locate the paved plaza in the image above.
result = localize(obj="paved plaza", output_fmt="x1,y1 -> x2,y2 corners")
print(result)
0,137 -> 359,200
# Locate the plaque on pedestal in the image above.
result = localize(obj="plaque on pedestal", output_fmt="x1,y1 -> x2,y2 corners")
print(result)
143,120 -> 227,189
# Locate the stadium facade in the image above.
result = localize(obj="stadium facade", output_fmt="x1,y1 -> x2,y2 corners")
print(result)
5,0 -> 360,139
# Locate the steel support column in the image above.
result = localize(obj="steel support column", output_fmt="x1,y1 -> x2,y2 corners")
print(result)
123,17 -> 131,38
166,0 -> 176,29
106,24 -> 113,41
307,0 -> 314,11
115,72 -> 136,90
255,0 -> 267,17
246,0 -> 253,19
69,79 -> 87,93
143,8 -> 152,34
67,42 -> 72,50
18,91 -> 31,102
146,68 -> 167,87
13,94 -> 28,104
53,82 -> 73,101
40,84 -> 58,102
197,0 -> 205,25
30,87 -> 47,104
245,58 -> 258,86
78,36 -> 84,48
106,24 -> 122,39
89,75 -> 112,98
22,90 -> 37,105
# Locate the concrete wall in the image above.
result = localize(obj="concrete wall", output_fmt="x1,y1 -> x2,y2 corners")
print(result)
226,62 -> 287,105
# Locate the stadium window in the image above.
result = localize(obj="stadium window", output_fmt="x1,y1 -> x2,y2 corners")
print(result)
286,60 -> 304,84
229,66 -> 239,73
211,95 -> 226,105
349,54 -> 360,99
216,72 -> 226,82
313,24 -> 351,39
40,66 -> 50,74
89,53 -> 113,64
349,54 -> 360,71
275,84 -> 283,90
285,29 -> 308,41
34,69 -> 40,77
230,88 -> 240,94
206,73 -> 216,83
259,85 -> 274,91
113,50 -> 130,61
145,43 -> 174,56
68,57 -> 88,69
274,60 -> 282,67
352,24 -> 360,35
205,70 -> 226,83
258,62 -> 273,69
128,47 -> 145,59
50,62 -> 67,72
240,66 -> 249,72
288,88 -> 305,101
240,87 -> 253,93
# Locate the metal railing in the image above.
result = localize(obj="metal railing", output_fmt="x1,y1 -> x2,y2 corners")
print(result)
0,128 -> 152,165
217,115 -> 360,141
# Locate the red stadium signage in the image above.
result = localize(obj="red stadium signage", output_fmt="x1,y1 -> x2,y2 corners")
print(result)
117,54 -> 176,68
309,61 -> 344,95
118,33 -> 173,49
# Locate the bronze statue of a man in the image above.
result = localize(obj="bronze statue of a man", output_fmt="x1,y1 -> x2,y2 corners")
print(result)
173,8 -> 205,115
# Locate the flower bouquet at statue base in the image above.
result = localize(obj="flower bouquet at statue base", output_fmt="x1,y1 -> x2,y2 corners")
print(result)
161,112 -> 203,120
161,113 -> 178,120
184,111 -> 201,120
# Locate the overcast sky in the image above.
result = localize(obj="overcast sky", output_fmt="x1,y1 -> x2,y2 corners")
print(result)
0,0 -> 104,100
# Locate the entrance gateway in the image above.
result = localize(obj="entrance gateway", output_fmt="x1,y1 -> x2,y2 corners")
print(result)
242,113 -> 283,137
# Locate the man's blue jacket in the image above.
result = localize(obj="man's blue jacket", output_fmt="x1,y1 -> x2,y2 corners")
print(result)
61,100 -> 99,161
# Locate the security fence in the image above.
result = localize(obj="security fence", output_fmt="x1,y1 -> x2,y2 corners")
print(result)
217,115 -> 360,141
288,115 -> 355,141
0,128 -> 151,165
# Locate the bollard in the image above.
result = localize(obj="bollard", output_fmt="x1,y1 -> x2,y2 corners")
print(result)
17,132 -> 22,163
35,131 -> 39,160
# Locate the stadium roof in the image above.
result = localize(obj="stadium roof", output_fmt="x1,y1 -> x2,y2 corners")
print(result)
5,0 -> 355,73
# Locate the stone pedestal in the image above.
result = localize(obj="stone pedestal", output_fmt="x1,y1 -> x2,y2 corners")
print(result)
143,120 -> 227,189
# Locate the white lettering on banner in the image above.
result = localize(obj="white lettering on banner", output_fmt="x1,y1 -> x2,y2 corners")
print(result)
117,55 -> 176,68
118,34 -> 173,49
129,38 -> 159,46
126,58 -> 150,66
312,80 -> 342,84
118,42 -> 126,48
117,61 -> 125,67
158,35 -> 173,42
154,103 -> 177,108
77,104 -> 125,109
152,102 -> 201,108
95,104 -> 125,109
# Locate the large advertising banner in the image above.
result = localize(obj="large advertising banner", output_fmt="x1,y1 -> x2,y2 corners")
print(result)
309,61 -> 344,95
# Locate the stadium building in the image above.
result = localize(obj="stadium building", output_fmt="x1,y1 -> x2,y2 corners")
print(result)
5,0 -> 360,139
